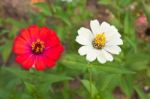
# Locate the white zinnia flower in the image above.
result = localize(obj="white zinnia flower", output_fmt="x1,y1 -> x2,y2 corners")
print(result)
76,19 -> 123,64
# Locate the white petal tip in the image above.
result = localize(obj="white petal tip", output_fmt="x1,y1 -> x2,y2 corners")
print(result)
86,55 -> 96,62
78,50 -> 85,56
90,19 -> 100,26
75,37 -> 78,43
100,61 -> 106,64
86,59 -> 94,62
101,21 -> 110,25
91,19 -> 99,22
97,59 -> 106,64
107,58 -> 113,62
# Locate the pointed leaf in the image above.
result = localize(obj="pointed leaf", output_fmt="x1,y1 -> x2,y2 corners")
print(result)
81,79 -> 98,97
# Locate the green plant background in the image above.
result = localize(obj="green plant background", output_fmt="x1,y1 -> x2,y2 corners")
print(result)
0,0 -> 150,99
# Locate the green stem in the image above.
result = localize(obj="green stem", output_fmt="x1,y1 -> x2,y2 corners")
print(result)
62,81 -> 69,99
88,63 -> 93,99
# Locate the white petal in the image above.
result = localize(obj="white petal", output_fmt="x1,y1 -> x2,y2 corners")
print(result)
104,46 -> 121,55
86,48 -> 97,62
109,26 -> 121,37
90,20 -> 101,35
77,27 -> 93,38
76,27 -> 94,46
102,50 -> 113,61
106,33 -> 121,42
105,26 -> 121,42
111,26 -> 121,37
78,46 -> 90,56
97,50 -> 106,64
99,21 -> 110,33
106,38 -> 123,46
75,35 -> 92,46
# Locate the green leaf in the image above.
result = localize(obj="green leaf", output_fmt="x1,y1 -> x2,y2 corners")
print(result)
20,93 -> 32,99
35,3 -> 52,16
0,29 -> 9,35
6,18 -> 27,28
61,54 -> 88,71
126,52 -> 150,64
94,65 -> 135,74
53,6 -> 71,26
24,82 -> 36,94
142,1 -> 150,23
42,74 -> 72,84
62,54 -> 135,74
118,0 -> 132,7
100,74 -> 117,91
6,18 -> 27,38
100,91 -> 115,99
134,85 -> 148,99
124,12 -> 131,34
2,67 -> 30,80
120,76 -> 133,97
110,15 -> 122,29
0,41 -> 12,63
29,70 -> 72,83
124,36 -> 137,52
0,89 -> 9,99
146,69 -> 150,77
98,0 -> 112,5
81,79 -> 98,98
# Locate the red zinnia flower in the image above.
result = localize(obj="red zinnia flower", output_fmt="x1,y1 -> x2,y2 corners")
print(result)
13,25 -> 64,71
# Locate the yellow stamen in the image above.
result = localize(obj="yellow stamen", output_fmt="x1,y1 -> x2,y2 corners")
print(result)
31,39 -> 45,54
92,33 -> 106,49
35,47 -> 40,52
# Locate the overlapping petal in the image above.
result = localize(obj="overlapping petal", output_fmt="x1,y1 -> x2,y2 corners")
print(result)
76,19 -> 123,64
13,25 -> 64,71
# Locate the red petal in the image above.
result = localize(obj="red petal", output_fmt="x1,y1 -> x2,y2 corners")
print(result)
43,57 -> 56,68
46,35 -> 60,47
39,27 -> 51,40
48,29 -> 61,47
13,37 -> 30,54
35,56 -> 46,71
19,29 -> 32,43
44,44 -> 64,61
40,27 -> 61,47
16,54 -> 34,70
28,25 -> 40,40
14,25 -> 63,71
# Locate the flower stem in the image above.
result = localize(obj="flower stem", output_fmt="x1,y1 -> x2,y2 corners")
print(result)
88,63 -> 93,99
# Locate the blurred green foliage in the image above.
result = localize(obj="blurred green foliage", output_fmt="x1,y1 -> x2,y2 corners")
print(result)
0,0 -> 150,99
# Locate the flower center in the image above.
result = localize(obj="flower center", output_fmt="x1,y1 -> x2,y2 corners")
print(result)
31,39 -> 45,54
92,33 -> 106,49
